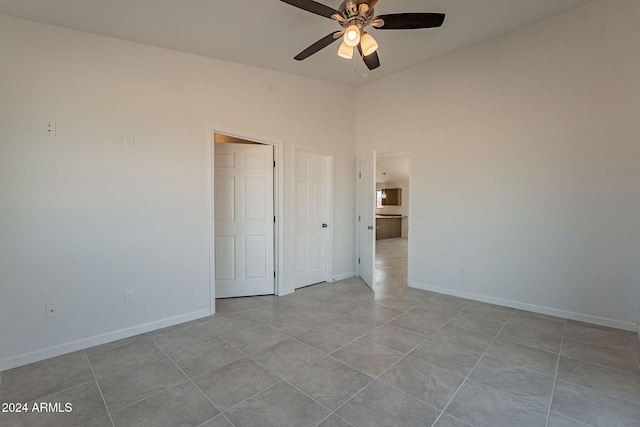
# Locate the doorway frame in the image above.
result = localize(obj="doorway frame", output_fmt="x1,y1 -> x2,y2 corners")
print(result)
292,145 -> 335,288
375,151 -> 413,288
209,126 -> 285,313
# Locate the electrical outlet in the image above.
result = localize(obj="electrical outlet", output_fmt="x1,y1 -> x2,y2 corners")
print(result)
125,290 -> 135,305
44,121 -> 56,137
45,303 -> 59,319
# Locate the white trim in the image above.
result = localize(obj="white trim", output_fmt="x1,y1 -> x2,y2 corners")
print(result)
292,145 -> 335,291
210,126 -> 285,301
333,271 -> 356,281
636,322 -> 640,340
0,309 -> 211,372
411,281 -> 637,332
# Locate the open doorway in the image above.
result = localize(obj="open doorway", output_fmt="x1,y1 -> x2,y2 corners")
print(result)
212,131 -> 281,300
375,154 -> 410,293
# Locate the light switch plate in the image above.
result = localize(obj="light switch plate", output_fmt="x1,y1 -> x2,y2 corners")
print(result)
123,134 -> 135,148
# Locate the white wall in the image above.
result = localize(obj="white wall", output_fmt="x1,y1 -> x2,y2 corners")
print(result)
357,0 -> 640,329
0,15 -> 356,370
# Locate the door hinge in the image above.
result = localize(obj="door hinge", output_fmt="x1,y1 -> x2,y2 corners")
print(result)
274,271 -> 276,278
358,215 -> 361,221
358,258 -> 361,264
359,172 -> 362,179
273,160 -> 276,167
274,216 -> 276,223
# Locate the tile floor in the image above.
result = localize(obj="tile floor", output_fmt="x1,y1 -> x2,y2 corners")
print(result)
1,237 -> 640,426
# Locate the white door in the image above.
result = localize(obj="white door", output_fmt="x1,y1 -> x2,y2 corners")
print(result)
214,143 -> 274,298
358,151 -> 376,290
295,151 -> 328,288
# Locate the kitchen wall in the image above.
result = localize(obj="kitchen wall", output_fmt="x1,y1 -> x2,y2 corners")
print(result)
357,0 -> 640,329
0,15 -> 357,370
376,180 -> 409,237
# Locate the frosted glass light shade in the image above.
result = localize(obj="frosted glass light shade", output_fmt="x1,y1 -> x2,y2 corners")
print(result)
361,32 -> 378,56
344,24 -> 361,47
337,41 -> 354,59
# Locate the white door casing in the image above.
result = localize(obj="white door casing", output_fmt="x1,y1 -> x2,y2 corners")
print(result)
294,150 -> 329,288
358,151 -> 376,290
214,142 -> 274,298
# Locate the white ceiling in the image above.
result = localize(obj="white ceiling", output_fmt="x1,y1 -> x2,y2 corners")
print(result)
0,0 -> 594,86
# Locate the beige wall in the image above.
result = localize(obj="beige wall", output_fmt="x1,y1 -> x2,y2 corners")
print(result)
0,14 -> 357,369
357,0 -> 640,328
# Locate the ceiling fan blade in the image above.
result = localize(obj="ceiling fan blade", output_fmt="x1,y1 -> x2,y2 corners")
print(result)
374,13 -> 445,30
294,32 -> 341,61
279,0 -> 340,19
358,44 -> 380,70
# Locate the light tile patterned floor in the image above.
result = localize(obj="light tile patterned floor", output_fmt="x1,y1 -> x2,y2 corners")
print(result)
1,237 -> 640,426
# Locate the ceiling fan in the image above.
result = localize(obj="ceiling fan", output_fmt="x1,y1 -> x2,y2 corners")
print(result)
279,0 -> 445,70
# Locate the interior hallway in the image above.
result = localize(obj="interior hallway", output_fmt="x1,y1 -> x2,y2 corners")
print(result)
375,237 -> 408,295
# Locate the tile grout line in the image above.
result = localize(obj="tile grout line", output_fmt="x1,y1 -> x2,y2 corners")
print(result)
326,301 -> 475,426
629,333 -> 640,372
83,349 -> 116,427
544,318 -> 566,427
428,306 -> 517,427
213,299 -> 435,426
156,342 -> 231,426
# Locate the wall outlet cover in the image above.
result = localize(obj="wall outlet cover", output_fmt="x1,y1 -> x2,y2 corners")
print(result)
45,303 -> 59,319
125,290 -> 135,304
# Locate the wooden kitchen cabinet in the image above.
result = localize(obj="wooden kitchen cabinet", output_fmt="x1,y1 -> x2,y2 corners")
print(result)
376,217 -> 402,240
381,188 -> 401,206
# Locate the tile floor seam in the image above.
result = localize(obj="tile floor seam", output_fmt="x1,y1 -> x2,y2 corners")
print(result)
547,411 -> 594,427
323,353 -> 378,381
84,349 -> 116,427
156,342 -> 226,423
327,378 -> 440,426
331,321 -> 467,425
552,375 -> 640,408
633,334 -> 640,371
85,335 -> 149,357
87,343 -> 168,381
255,339 -> 328,380
202,334 -> 340,419
217,379 -> 286,416
103,372 -> 190,416
558,353 -> 640,379
315,413 -> 356,427
282,375 -> 349,413
428,305 -> 517,427
544,318 -> 566,427
366,351 -> 460,413
495,333 -> 561,355
478,353 -> 557,380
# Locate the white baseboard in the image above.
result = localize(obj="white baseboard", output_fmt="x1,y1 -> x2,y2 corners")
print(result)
277,287 -> 295,297
332,271 -> 356,282
410,282 -> 637,332
636,322 -> 640,340
0,309 -> 211,372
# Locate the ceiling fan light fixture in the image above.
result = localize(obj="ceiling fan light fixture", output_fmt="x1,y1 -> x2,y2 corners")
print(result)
343,24 -> 361,47
337,41 -> 354,59
360,32 -> 378,56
